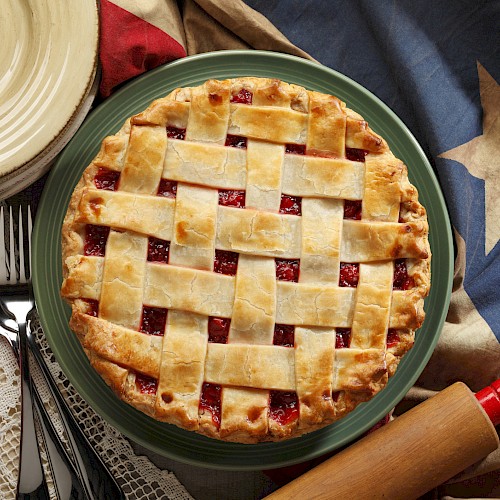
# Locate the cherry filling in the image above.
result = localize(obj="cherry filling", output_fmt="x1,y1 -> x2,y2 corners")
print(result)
225,135 -> 247,149
275,259 -> 300,282
166,126 -> 186,140
83,298 -> 99,317
84,225 -> 110,257
345,148 -> 368,162
273,324 -> 295,347
332,391 -> 341,402
208,317 -> 230,344
386,329 -> 400,348
339,263 -> 359,288
200,382 -> 222,429
279,195 -> 302,216
218,190 -> 245,208
269,391 -> 299,425
393,259 -> 415,290
344,200 -> 362,220
140,306 -> 167,336
230,88 -> 253,104
94,167 -> 120,191
147,237 -> 170,263
157,179 -> 177,198
214,250 -> 239,276
285,144 -> 306,155
135,373 -> 158,395
336,328 -> 351,348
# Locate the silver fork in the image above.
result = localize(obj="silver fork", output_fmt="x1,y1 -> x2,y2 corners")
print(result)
0,203 -> 50,498
0,202 -> 126,500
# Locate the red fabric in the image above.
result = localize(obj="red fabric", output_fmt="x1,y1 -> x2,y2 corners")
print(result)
99,0 -> 186,98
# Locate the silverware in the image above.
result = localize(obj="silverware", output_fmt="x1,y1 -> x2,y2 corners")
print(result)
0,202 -> 50,498
26,321 -> 126,500
0,313 -> 89,499
0,202 -> 125,499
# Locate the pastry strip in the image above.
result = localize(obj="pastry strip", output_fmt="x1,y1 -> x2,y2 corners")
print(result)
119,125 -> 167,194
205,344 -> 295,390
155,311 -> 208,430
169,183 -> 218,270
99,230 -> 148,330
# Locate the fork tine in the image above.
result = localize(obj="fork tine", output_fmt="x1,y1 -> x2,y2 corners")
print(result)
28,205 -> 32,280
9,205 -> 17,283
19,205 -> 27,283
18,205 -> 31,283
0,204 -> 6,283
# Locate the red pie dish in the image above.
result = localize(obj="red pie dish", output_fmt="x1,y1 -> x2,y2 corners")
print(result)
60,77 -> 431,443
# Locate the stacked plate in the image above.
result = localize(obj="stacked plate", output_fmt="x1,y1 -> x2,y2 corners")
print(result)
0,0 -> 99,200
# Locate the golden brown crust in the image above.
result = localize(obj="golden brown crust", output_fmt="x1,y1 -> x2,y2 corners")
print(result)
61,77 -> 431,443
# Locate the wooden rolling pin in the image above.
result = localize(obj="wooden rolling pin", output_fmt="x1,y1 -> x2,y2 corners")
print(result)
265,380 -> 500,500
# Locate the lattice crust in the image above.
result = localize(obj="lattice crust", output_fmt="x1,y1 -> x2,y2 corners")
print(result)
61,77 -> 431,443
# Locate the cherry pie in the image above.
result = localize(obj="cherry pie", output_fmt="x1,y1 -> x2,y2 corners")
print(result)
61,77 -> 431,443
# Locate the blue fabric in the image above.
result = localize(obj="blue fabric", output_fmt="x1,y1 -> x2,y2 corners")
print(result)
246,0 -> 500,341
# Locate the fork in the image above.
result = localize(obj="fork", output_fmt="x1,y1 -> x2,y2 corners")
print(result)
0,304 -> 89,499
1,202 -> 126,499
0,203 -> 50,498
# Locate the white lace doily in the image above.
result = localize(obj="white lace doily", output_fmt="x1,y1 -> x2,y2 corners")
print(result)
0,313 -> 193,500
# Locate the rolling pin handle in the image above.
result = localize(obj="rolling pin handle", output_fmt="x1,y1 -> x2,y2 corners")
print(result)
475,379 -> 500,426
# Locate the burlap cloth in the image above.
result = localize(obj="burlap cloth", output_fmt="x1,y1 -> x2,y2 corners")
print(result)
1,1 -> 498,498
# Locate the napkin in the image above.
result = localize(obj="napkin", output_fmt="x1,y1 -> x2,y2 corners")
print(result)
98,1 -> 500,497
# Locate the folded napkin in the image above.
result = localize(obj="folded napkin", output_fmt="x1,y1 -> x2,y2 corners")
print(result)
97,0 -> 500,497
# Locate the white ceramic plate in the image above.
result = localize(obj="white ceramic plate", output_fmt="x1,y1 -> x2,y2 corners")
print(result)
0,0 -> 99,198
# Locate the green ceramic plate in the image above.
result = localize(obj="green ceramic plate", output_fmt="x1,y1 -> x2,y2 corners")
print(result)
33,51 -> 453,470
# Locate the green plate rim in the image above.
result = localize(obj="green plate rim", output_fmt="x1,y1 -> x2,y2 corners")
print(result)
33,50 -> 453,470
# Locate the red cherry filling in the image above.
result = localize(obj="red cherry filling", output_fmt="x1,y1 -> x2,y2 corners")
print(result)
225,135 -> 247,149
279,195 -> 302,216
208,317 -> 230,344
140,306 -> 167,336
386,329 -> 400,348
213,250 -> 239,276
135,373 -> 158,395
166,126 -> 186,140
275,259 -> 300,282
230,88 -> 253,104
339,263 -> 359,288
147,237 -> 170,263
83,299 -> 99,317
157,179 -> 177,198
269,391 -> 299,425
344,200 -> 362,220
273,324 -> 295,347
332,391 -> 341,402
94,167 -> 120,191
84,225 -> 110,257
345,148 -> 368,162
336,328 -> 351,348
218,190 -> 245,208
393,259 -> 415,290
200,382 -> 222,429
285,144 -> 306,155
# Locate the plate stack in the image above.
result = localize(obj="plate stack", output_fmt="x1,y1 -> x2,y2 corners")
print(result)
0,1 -> 99,199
